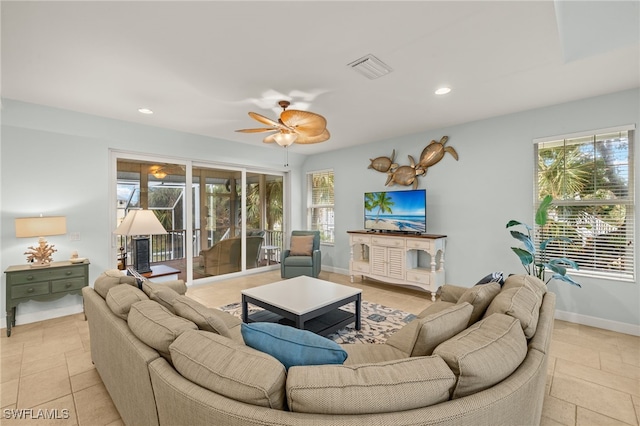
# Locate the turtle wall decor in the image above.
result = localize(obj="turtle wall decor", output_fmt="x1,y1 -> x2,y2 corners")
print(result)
368,136 -> 457,188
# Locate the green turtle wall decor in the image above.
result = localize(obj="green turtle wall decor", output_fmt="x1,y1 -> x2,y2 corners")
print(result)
368,136 -> 458,187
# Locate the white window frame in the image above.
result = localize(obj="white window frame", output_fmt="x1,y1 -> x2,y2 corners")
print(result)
306,169 -> 335,245
533,125 -> 635,282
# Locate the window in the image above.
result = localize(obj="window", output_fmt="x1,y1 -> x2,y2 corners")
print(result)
534,126 -> 635,281
307,170 -> 335,244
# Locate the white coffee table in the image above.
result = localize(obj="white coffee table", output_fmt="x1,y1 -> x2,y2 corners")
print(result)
241,276 -> 362,337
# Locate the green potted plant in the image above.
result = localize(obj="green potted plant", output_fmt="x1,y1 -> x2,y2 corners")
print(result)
507,195 -> 581,287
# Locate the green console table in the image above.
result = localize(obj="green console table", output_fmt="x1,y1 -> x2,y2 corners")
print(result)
4,260 -> 90,337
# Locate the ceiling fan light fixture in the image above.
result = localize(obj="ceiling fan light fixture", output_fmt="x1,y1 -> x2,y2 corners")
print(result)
149,166 -> 167,179
273,132 -> 298,147
347,54 -> 393,80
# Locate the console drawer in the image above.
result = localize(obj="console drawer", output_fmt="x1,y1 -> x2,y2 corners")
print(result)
406,270 -> 431,285
11,282 -> 50,299
351,261 -> 370,273
51,277 -> 86,294
406,239 -> 434,251
351,235 -> 371,244
371,237 -> 404,248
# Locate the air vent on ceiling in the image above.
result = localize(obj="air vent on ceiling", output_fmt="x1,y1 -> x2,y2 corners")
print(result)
347,54 -> 393,80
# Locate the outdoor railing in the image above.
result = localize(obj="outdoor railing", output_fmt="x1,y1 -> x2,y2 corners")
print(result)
138,228 -> 284,263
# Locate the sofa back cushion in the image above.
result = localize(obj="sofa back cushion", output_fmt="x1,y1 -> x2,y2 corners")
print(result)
286,356 -> 455,414
172,296 -> 243,343
503,274 -> 547,298
170,330 -> 287,410
386,302 -> 473,356
94,270 -> 137,299
106,284 -> 149,320
141,279 -> 188,297
456,282 -> 501,325
128,300 -> 197,362
484,280 -> 543,339
144,286 -> 181,314
433,313 -> 527,399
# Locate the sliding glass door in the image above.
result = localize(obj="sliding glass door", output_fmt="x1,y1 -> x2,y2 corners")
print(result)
115,155 -> 285,283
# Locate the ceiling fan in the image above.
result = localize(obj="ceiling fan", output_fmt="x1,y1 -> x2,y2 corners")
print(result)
235,100 -> 330,147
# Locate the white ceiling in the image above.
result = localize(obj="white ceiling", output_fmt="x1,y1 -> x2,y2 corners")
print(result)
2,1 -> 639,154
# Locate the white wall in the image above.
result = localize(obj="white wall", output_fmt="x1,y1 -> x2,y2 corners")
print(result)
303,88 -> 640,334
0,99 -> 306,327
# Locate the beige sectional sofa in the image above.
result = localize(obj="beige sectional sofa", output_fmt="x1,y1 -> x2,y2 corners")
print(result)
83,271 -> 555,426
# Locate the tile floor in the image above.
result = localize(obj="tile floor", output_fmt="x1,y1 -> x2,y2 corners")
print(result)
1,270 -> 638,425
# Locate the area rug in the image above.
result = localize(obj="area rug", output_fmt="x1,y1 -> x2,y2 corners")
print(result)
219,301 -> 416,344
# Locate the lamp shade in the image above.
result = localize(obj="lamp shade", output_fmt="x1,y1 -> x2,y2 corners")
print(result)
273,132 -> 298,147
15,216 -> 67,238
114,210 -> 167,236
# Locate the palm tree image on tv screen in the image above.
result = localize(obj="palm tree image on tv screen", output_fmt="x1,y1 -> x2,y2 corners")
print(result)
364,189 -> 426,233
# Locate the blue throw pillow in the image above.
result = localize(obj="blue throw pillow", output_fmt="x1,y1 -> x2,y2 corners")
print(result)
241,323 -> 348,370
475,271 -> 505,286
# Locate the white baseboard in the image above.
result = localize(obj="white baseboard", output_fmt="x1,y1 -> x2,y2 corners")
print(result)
554,309 -> 640,336
1,304 -> 85,330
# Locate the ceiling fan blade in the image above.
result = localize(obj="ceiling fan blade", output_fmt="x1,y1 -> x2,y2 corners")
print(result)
235,128 -> 277,133
281,110 -> 327,137
294,129 -> 330,144
248,112 -> 282,128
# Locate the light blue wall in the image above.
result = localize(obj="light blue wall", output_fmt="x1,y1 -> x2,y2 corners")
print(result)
2,90 -> 639,332
303,88 -> 640,331
0,99 -> 305,326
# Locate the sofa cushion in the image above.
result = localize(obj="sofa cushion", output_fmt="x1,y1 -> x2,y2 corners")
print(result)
416,301 -> 456,318
386,302 -> 473,356
484,283 -> 542,339
170,330 -> 286,410
105,284 -> 149,320
456,282 -> 501,325
172,296 -> 243,343
433,313 -> 527,399
503,274 -> 547,298
94,270 -> 137,299
241,323 -> 347,370
141,279 -> 188,297
145,286 -> 181,314
290,235 -> 314,256
128,300 -> 197,361
286,356 -> 455,414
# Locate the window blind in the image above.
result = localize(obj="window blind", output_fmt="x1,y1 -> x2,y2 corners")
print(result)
534,127 -> 635,281
307,170 -> 335,243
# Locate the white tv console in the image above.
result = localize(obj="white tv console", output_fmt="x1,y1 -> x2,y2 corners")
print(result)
347,230 -> 446,301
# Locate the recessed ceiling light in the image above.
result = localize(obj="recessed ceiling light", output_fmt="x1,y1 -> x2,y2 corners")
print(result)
435,87 -> 451,95
138,108 -> 154,114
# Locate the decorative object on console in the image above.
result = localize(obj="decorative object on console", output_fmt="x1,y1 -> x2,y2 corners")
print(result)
367,136 -> 458,187
114,209 -> 167,274
15,215 -> 67,267
506,194 -> 581,287
235,100 -> 330,146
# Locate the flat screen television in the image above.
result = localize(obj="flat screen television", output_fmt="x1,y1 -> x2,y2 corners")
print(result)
364,189 -> 426,233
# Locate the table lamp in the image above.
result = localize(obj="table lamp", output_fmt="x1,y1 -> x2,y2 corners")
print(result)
113,210 -> 166,274
15,216 -> 67,267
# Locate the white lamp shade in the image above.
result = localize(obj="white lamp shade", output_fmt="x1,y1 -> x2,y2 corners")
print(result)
273,132 -> 298,147
114,210 -> 167,236
15,216 -> 67,238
